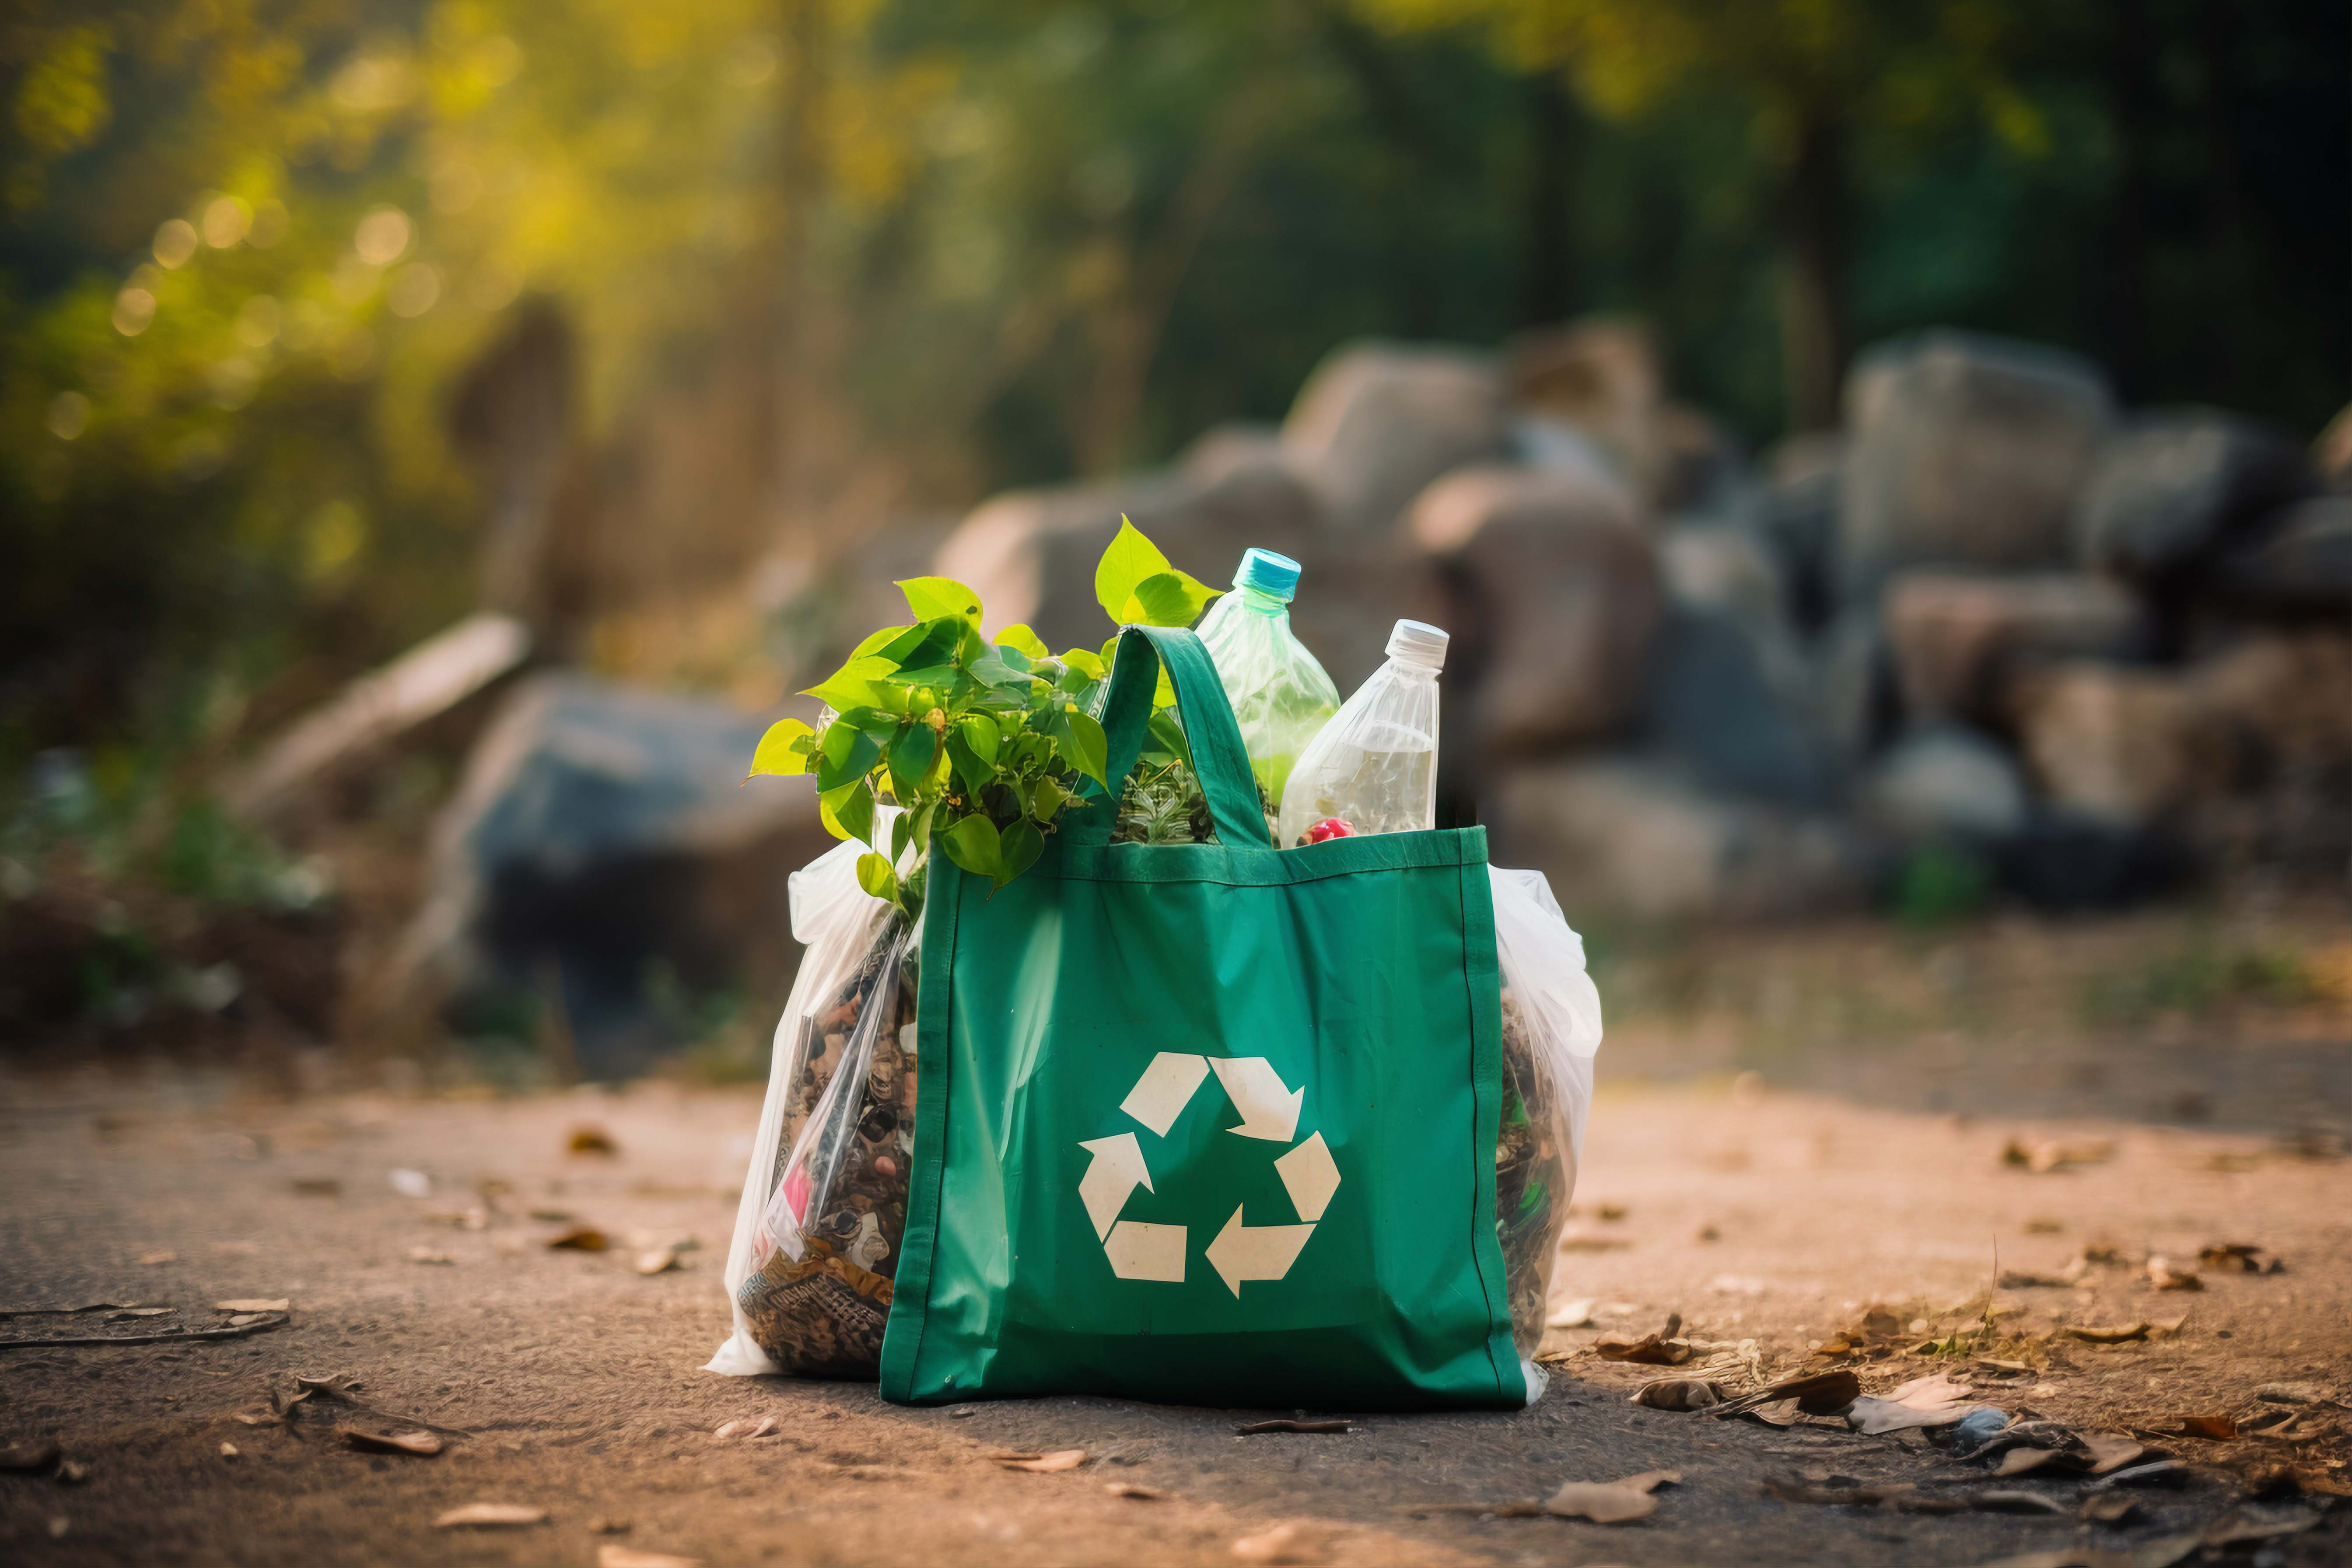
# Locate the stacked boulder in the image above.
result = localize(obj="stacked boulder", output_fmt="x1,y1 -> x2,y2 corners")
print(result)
932,323 -> 2351,920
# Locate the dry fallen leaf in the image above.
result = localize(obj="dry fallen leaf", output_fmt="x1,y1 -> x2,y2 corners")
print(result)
407,1247 -> 455,1266
2198,1242 -> 2264,1273
596,1547 -> 698,1568
2065,1321 -> 2150,1344
710,1416 -> 777,1442
213,1299 -> 289,1313
219,1442 -> 239,1459
2002,1137 -> 2115,1173
633,1249 -> 680,1276
55,1460 -> 89,1484
545,1226 -> 609,1252
1106,1482 -> 1165,1500
2080,1492 -> 2141,1526
992,1449 -> 1086,1473
2145,1256 -> 2202,1291
2171,1415 -> 2238,1441
568,1124 -> 620,1157
1631,1379 -> 1724,1412
233,1411 -> 277,1427
2256,1383 -> 2331,1405
434,1502 -> 548,1529
1544,1469 -> 1679,1523
138,1250 -> 177,1266
342,1428 -> 443,1457
1230,1520 -> 1317,1565
1546,1298 -> 1595,1330
1595,1316 -> 1694,1365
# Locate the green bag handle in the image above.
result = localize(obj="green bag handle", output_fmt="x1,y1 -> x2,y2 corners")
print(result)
1063,623 -> 1274,850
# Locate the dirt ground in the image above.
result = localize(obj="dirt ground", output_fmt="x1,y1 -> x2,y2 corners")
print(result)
4,913 -> 2349,1568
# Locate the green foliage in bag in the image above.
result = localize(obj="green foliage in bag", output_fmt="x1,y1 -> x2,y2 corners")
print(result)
746,518 -> 1217,917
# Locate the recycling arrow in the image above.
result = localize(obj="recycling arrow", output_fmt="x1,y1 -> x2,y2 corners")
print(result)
1077,1133 -> 1152,1240
1076,1054 -> 1340,1290
1204,1206 -> 1316,1297
1208,1057 -> 1304,1142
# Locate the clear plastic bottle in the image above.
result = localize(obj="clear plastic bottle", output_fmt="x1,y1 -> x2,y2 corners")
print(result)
1275,620 -> 1448,847
1193,548 -> 1341,810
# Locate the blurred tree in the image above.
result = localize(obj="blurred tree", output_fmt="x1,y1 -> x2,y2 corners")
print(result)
1357,0 -> 2052,429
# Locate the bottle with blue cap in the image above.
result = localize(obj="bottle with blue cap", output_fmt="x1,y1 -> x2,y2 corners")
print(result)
1275,618 -> 1449,848
1191,548 -> 1341,812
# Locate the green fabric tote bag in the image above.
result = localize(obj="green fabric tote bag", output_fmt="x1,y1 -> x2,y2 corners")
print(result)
878,623 -> 1525,1410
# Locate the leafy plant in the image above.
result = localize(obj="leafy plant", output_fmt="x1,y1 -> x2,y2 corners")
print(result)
746,518 -> 1218,916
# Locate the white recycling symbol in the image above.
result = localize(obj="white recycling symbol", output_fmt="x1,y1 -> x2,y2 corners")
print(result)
1075,1052 -> 1342,1295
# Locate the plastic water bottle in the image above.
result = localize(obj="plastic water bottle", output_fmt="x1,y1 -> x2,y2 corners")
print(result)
1275,619 -> 1448,847
1194,548 -> 1340,810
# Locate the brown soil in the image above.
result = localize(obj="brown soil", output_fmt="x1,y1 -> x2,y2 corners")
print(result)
2,910 -> 2348,1567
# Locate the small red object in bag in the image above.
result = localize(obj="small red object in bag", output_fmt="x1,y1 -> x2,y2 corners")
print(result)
1305,818 -> 1356,844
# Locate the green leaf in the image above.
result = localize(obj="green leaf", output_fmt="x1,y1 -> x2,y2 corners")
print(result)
1121,569 -> 1221,628
803,655 -> 899,712
815,723 -> 882,791
996,623 -> 1050,660
966,653 -> 1029,689
851,624 -> 916,660
939,813 -> 1002,879
855,851 -> 898,905
1031,776 -> 1069,824
992,643 -> 1035,673
1060,646 -> 1106,683
1053,709 -> 1109,790
898,576 -> 984,625
819,779 -> 875,844
959,712 -> 1001,766
885,662 -> 961,689
886,722 -> 938,798
890,808 -> 914,866
746,718 -> 816,779
944,729 -> 991,796
839,705 -> 900,741
997,819 -> 1044,886
1094,516 -> 1173,624
910,798 -> 937,851
887,618 -> 966,672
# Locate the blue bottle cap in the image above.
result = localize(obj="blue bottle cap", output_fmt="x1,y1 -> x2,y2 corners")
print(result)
1232,548 -> 1302,602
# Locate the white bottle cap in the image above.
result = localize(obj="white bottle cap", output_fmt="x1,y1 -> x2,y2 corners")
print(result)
1386,619 -> 1449,670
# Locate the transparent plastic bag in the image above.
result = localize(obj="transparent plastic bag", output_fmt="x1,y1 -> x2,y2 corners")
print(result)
706,826 -> 916,1379
1488,864 -> 1604,1398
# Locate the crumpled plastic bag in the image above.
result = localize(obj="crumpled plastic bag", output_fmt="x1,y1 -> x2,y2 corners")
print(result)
1488,864 -> 1604,1398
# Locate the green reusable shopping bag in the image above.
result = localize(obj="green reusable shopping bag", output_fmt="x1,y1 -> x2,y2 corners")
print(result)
879,624 -> 1524,1410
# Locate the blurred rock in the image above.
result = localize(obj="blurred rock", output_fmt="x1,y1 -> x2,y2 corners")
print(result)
1506,316 -> 1667,506
1881,571 -> 2143,723
1838,331 -> 2114,597
396,674 -> 827,1078
1813,607 -> 1903,766
2212,495 -> 2352,616
1281,341 -> 1505,533
1986,813 -> 2191,912
1179,422 -> 1289,487
936,460 -> 1319,651
1410,465 -> 1658,757
1661,524 -> 1791,644
1858,725 -> 2027,841
1509,414 -> 1627,494
1757,432 -> 1843,634
2009,633 -> 2352,863
1639,608 -> 1838,810
2009,661 -> 2199,827
2072,408 -> 2314,583
1493,757 -> 1866,920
